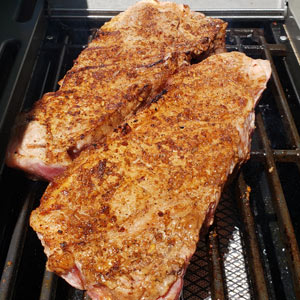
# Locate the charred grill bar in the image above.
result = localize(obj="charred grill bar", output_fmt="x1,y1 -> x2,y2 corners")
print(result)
1,1 -> 300,299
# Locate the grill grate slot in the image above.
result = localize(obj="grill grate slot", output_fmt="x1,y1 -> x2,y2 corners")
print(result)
0,19 -> 300,300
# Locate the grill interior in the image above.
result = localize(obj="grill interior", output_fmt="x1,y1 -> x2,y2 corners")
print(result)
1,10 -> 300,300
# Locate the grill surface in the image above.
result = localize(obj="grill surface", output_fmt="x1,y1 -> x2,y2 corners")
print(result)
0,11 -> 300,300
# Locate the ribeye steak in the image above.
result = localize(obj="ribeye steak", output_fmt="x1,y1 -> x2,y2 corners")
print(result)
6,0 -> 226,181
30,52 -> 271,299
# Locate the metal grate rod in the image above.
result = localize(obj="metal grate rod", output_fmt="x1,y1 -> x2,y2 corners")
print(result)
251,149 -> 300,162
236,173 -> 269,300
39,270 -> 57,300
208,227 -> 225,300
0,183 -> 37,300
52,35 -> 70,92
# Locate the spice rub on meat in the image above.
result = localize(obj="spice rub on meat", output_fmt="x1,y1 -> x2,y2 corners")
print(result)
30,52 -> 271,300
6,0 -> 227,181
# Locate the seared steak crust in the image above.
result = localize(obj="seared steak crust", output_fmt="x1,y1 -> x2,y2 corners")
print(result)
30,52 -> 271,300
6,0 -> 226,180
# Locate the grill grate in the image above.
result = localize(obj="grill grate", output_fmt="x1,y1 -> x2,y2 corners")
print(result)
0,17 -> 300,300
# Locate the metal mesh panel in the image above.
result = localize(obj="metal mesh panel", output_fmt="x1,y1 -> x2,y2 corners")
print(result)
216,197 -> 251,300
183,240 -> 211,300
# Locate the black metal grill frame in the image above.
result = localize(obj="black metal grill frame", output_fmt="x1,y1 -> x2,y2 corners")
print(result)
0,5 -> 300,300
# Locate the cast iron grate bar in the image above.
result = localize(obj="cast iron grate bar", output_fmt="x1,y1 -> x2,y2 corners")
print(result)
250,149 -> 300,162
51,35 -> 70,92
39,270 -> 57,300
0,183 -> 38,300
236,173 -> 269,300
